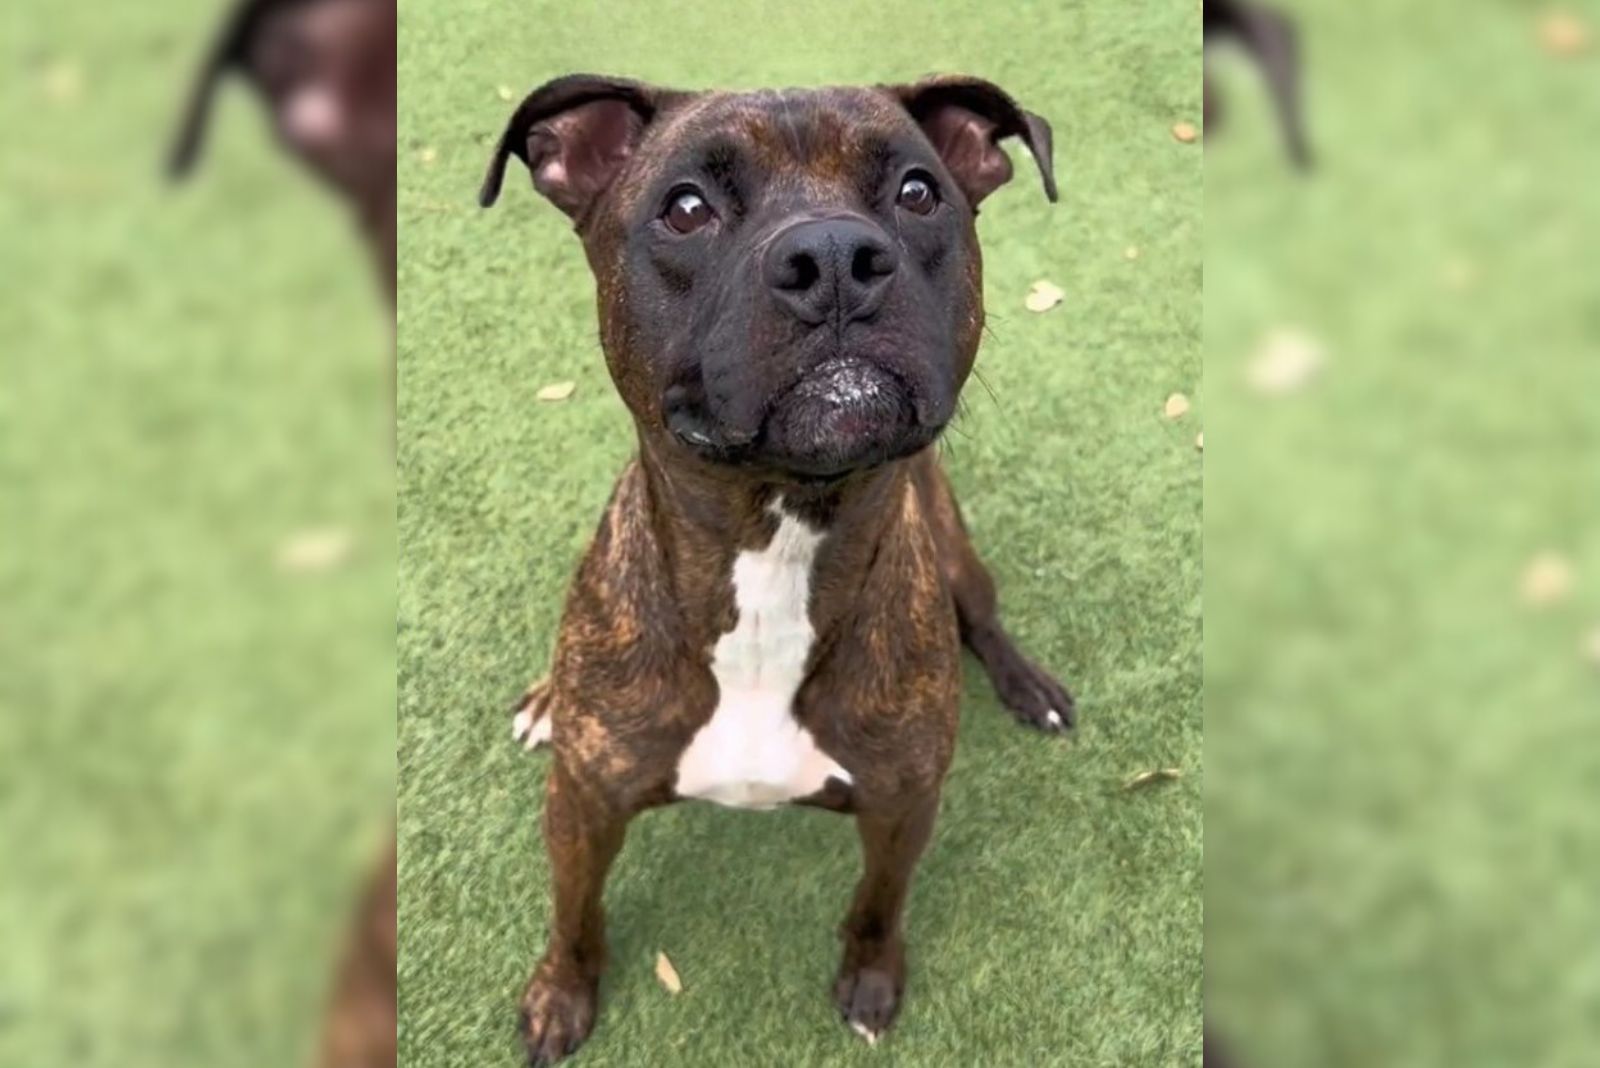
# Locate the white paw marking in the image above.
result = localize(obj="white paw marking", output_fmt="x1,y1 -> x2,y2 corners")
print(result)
850,1021 -> 881,1046
674,501 -> 852,809
1046,709 -> 1063,729
512,706 -> 552,750
526,713 -> 552,748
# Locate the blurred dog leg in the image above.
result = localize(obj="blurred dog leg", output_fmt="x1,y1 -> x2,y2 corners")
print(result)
1204,1027 -> 1235,1067
317,842 -> 397,1068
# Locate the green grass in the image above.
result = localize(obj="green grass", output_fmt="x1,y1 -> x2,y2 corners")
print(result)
1205,2 -> 1600,1065
2,3 -> 394,1066
398,2 -> 1201,1066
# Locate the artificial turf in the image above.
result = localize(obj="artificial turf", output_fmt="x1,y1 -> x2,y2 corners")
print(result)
3,2 -> 395,1067
1204,2 -> 1600,1065
397,1 -> 1201,1066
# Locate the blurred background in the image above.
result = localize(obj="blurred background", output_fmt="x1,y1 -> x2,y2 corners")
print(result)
1,2 -> 394,1066
1206,1 -> 1599,1065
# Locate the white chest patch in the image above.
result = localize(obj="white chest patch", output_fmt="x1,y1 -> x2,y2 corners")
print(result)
674,505 -> 852,809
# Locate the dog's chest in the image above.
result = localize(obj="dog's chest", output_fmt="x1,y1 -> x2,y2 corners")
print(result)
674,511 -> 852,809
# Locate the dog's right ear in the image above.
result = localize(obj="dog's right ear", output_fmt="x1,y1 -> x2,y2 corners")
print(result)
478,74 -> 685,220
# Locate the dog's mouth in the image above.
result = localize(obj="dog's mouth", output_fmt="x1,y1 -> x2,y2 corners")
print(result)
665,357 -> 941,480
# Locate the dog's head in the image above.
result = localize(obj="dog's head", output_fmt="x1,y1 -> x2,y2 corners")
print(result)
482,75 -> 1055,482
169,0 -> 395,205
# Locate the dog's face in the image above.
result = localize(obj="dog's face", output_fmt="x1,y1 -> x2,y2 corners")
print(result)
483,76 -> 1055,481
170,0 -> 396,208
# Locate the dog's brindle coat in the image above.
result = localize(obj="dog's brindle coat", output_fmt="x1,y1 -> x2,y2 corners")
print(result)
483,74 -> 1075,1064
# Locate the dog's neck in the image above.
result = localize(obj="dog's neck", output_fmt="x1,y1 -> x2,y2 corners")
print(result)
635,430 -> 915,646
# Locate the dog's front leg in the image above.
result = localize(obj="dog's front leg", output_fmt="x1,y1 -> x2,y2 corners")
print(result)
520,762 -> 628,1067
834,792 -> 940,1045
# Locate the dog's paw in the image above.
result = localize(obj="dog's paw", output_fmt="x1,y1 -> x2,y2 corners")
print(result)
519,968 -> 597,1067
510,678 -> 555,751
834,965 -> 901,1046
991,654 -> 1077,734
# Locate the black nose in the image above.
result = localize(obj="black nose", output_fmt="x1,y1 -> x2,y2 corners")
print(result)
764,217 -> 898,326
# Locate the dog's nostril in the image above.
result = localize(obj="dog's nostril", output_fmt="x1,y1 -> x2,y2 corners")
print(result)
765,218 -> 896,322
778,252 -> 821,292
852,244 -> 895,285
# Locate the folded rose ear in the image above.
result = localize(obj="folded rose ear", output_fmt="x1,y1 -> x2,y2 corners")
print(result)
888,76 -> 1057,208
479,74 -> 686,221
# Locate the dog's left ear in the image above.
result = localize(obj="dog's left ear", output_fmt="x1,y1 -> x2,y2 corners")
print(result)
887,76 -> 1057,207
168,0 -> 264,178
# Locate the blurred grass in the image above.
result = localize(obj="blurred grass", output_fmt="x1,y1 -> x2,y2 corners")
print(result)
1,2 -> 394,1066
398,1 -> 1200,1066
1205,1 -> 1600,1065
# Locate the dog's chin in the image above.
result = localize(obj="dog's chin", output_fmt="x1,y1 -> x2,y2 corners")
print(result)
759,358 -> 936,479
667,357 -> 943,482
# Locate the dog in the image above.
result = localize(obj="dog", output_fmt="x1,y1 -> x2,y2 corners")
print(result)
169,0 -> 397,300
481,73 -> 1075,1064
1204,0 -> 1312,168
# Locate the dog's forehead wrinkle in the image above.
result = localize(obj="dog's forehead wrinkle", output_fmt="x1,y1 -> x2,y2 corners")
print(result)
653,88 -> 908,171
781,96 -> 810,164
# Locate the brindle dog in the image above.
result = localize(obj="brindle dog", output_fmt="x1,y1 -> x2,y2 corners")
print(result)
483,74 -> 1074,1063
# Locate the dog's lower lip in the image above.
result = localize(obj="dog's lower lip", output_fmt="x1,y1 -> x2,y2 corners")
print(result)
663,357 -> 933,477
788,357 -> 898,398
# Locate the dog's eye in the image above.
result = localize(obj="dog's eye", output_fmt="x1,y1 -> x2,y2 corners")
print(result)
896,173 -> 938,215
663,189 -> 714,234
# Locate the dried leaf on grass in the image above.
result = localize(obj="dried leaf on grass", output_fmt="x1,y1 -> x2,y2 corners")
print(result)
1247,328 -> 1325,395
1539,10 -> 1591,56
1123,767 -> 1183,791
497,84 -> 516,101
276,527 -> 353,573
654,952 -> 683,995
1024,280 -> 1064,313
1164,392 -> 1191,419
42,60 -> 83,104
1171,121 -> 1198,143
1195,431 -> 1204,452
536,381 -> 577,402
1520,552 -> 1574,606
